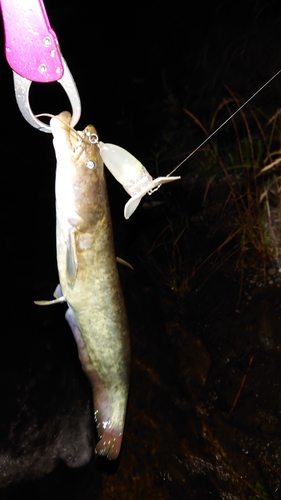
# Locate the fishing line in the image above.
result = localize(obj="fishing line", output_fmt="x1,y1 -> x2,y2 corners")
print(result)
167,69 -> 281,177
35,113 -> 85,142
36,68 -> 281,220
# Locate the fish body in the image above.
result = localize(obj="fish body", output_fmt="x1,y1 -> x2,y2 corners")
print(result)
50,112 -> 130,459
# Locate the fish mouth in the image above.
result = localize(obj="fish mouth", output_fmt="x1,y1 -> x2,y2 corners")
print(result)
50,111 -> 98,164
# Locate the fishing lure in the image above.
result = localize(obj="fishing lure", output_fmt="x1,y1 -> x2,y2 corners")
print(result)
97,70 -> 281,219
98,142 -> 180,219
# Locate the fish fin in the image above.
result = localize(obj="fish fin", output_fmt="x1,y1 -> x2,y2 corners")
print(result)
34,296 -> 66,306
116,256 -> 134,270
65,308 -> 96,379
53,283 -> 63,299
34,283 -> 66,306
65,308 -> 124,460
95,430 -> 123,460
66,229 -> 78,285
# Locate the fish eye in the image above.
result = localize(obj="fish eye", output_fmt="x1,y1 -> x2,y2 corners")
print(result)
86,159 -> 96,170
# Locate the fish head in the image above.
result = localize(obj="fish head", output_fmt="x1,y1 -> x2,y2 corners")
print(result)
51,111 -> 107,230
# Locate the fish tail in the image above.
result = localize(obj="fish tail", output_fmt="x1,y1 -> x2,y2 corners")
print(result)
65,308 -> 125,459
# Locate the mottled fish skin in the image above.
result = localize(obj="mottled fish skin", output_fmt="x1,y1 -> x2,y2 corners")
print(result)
51,111 -> 130,460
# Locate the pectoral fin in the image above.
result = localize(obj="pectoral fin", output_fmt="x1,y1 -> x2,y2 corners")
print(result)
34,296 -> 66,306
34,283 -> 66,306
67,229 -> 78,285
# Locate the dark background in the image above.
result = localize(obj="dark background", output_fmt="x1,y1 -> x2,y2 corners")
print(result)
1,1 -> 281,498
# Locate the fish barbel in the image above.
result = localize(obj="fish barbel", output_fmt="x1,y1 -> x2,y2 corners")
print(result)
49,111 -> 130,459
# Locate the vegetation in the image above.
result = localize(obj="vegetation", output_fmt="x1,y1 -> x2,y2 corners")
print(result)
146,88 -> 281,297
